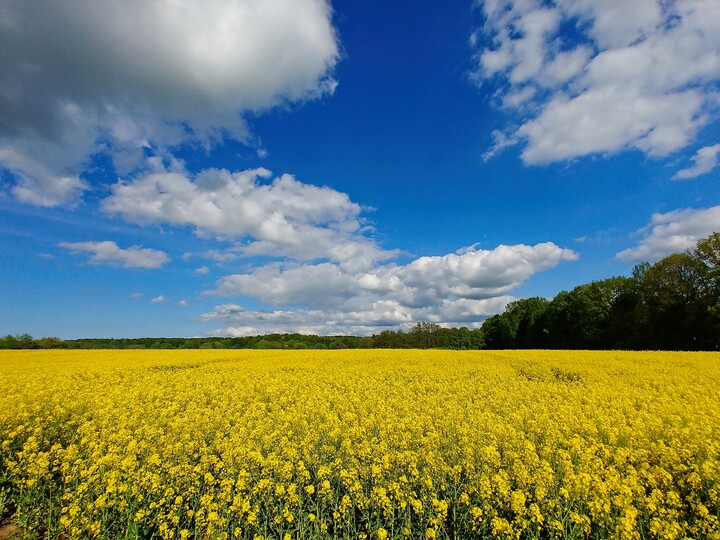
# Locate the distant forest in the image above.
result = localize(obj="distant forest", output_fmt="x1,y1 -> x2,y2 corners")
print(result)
0,324 -> 484,352
3,233 -> 718,351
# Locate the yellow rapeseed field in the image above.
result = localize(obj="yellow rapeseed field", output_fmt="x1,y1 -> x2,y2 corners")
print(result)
1,350 -> 719,539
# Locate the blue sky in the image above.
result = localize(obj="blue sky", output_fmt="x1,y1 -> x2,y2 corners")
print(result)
1,0 -> 719,338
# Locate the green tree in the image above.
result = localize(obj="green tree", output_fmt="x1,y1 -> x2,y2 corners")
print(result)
409,322 -> 443,349
481,314 -> 516,349
35,337 -> 65,349
0,334 -> 37,349
640,252 -> 706,349
691,232 -> 720,349
441,327 -> 484,349
373,330 -> 410,348
481,298 -> 549,349
507,297 -> 550,348
544,278 -> 632,349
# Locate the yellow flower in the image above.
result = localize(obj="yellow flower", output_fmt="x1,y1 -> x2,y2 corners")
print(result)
2,349 -> 719,540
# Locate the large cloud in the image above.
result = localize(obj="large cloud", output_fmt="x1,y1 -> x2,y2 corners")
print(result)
101,161 -> 579,332
210,242 -> 578,309
473,0 -> 720,168
200,242 -> 578,334
103,165 -> 393,265
0,0 -> 339,206
198,297 -> 516,336
58,241 -> 170,269
616,206 -> 720,263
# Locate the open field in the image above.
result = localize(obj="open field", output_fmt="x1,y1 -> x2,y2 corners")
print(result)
1,350 -> 719,539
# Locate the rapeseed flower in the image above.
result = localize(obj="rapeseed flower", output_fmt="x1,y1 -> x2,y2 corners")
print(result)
0,349 -> 718,538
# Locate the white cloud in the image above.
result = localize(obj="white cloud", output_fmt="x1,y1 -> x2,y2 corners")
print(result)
150,295 -> 166,304
396,242 -> 578,303
519,88 -> 704,163
201,250 -> 240,263
474,0 -> 720,166
211,262 -> 359,309
178,300 -> 189,308
103,166 -> 394,265
195,266 -> 210,275
0,147 -> 88,208
483,129 -> 519,161
59,240 -> 170,269
1,0 -> 339,206
209,242 -> 577,309
199,296 -> 515,337
201,241 -> 577,333
562,0 -> 663,49
130,292 -> 143,299
616,206 -> 720,262
675,144 -> 720,179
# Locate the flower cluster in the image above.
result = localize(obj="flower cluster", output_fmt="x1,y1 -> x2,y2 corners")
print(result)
1,349 -> 719,539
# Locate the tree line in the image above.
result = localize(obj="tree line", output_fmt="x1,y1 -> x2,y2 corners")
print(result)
2,232 -> 717,351
0,325 -> 484,350
482,232 -> 720,350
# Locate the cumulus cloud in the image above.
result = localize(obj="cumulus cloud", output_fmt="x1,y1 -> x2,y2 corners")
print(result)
616,206 -> 720,262
210,242 -> 577,308
150,295 -> 166,304
178,300 -> 189,308
201,242 -> 577,334
473,0 -> 720,166
0,146 -> 88,208
675,144 -> 720,179
58,240 -> 170,269
103,166 -> 394,265
199,296 -> 515,337
195,266 -> 210,275
0,0 -> 339,206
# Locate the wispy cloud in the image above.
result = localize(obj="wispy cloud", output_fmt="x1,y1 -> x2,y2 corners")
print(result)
616,206 -> 720,262
59,240 -> 170,269
675,144 -> 720,179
